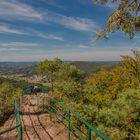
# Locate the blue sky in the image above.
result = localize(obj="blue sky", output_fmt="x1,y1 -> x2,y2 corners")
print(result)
0,0 -> 139,61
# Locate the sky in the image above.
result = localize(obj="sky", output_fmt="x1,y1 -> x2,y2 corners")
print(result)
0,0 -> 140,62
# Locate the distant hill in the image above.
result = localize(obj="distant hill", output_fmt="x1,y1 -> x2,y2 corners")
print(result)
71,61 -> 120,74
0,61 -> 120,76
0,62 -> 37,76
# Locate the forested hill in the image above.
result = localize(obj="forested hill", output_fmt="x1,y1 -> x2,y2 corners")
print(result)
0,62 -> 37,75
0,61 -> 120,75
71,61 -> 120,74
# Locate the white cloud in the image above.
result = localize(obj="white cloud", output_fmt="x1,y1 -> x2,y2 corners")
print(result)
32,31 -> 64,41
0,0 -> 98,32
0,24 -> 26,35
0,48 -> 137,61
78,44 -> 90,49
46,48 -> 140,61
0,23 -> 64,41
0,42 -> 38,47
0,42 -> 38,52
0,0 -> 43,21
0,47 -> 32,51
48,13 -> 98,32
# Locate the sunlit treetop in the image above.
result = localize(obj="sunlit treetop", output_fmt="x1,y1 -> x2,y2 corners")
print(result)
94,0 -> 140,39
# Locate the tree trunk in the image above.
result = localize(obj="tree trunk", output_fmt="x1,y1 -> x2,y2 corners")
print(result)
50,79 -> 54,92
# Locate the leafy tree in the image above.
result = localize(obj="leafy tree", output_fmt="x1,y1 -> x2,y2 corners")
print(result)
37,58 -> 63,91
56,80 -> 84,101
0,82 -> 23,116
57,64 -> 85,82
37,58 -> 85,95
94,0 -> 140,39
53,63 -> 85,101
95,89 -> 140,139
85,69 -> 115,105
86,69 -> 112,94
121,49 -> 140,86
37,51 -> 140,139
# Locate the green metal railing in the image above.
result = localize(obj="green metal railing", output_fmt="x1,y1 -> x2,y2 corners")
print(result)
0,98 -> 22,140
0,86 -> 110,140
40,96 -> 110,140
41,86 -> 49,93
0,97 -> 5,115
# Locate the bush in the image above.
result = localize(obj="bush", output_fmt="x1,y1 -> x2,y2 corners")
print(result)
0,81 -> 23,125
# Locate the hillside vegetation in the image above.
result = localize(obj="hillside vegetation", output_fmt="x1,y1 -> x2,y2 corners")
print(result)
0,62 -> 37,76
37,50 -> 140,139
0,81 -> 23,125
0,61 -> 119,76
71,61 -> 119,74
0,50 -> 140,139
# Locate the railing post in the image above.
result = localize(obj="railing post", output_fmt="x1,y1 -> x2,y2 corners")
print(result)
14,99 -> 16,117
68,110 -> 71,140
2,97 -> 5,115
14,98 -> 22,140
50,99 -> 52,121
37,96 -> 39,110
87,128 -> 91,140
19,96 -> 22,111
18,107 -> 22,140
42,97 -> 44,112
18,125 -> 22,140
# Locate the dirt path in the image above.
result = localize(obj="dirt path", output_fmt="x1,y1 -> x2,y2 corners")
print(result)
0,94 -> 69,140
0,115 -> 18,140
21,94 -> 68,140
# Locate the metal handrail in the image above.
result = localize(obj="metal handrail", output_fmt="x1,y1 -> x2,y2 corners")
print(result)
14,98 -> 22,140
0,98 -> 22,140
42,95 -> 110,140
0,124 -> 20,135
0,88 -> 110,140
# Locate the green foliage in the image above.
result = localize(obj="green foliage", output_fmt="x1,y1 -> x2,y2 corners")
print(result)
47,50 -> 140,139
0,81 -> 23,123
56,80 -> 84,102
37,58 -> 63,91
94,0 -> 140,39
37,58 -> 85,93
0,62 -> 37,76
71,61 -> 119,74
0,82 -> 22,99
65,89 -> 140,139
57,64 -> 85,82
37,58 -> 63,74
85,50 -> 140,106
121,49 -> 140,86
95,89 -> 140,139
